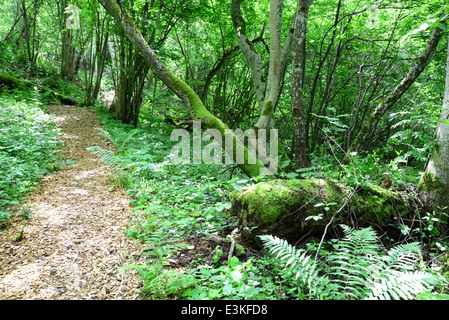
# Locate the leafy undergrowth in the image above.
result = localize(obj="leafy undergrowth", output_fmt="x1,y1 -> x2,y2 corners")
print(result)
90,106 -> 449,300
0,92 -> 61,227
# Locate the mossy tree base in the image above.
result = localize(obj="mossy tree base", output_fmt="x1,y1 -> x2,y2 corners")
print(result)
417,172 -> 448,221
230,179 -> 411,246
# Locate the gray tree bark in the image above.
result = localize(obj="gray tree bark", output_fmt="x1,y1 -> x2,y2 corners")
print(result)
231,0 -> 293,130
291,0 -> 313,169
419,37 -> 449,220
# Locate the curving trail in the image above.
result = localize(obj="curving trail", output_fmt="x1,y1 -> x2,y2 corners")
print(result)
0,105 -> 145,299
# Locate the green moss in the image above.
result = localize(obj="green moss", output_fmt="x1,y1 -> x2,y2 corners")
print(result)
260,101 -> 274,117
349,184 -> 406,223
0,73 -> 28,89
235,243 -> 245,256
418,172 -> 445,192
231,179 -> 330,225
230,179 -> 409,239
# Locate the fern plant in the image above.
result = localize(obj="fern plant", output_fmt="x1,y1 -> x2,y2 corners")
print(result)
87,145 -> 122,171
259,225 -> 445,300
97,128 -> 141,152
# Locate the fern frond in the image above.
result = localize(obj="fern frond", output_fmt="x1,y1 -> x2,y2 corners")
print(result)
97,128 -> 118,147
260,226 -> 444,300
384,242 -> 422,271
365,271 -> 442,300
118,130 -> 140,151
259,235 -> 324,296
87,145 -> 121,170
327,225 -> 383,299
96,128 -> 140,152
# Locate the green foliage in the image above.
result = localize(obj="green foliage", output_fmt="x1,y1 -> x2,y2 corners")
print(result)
90,110 -> 245,243
0,94 -> 61,223
86,145 -> 121,171
259,225 -> 445,300
118,228 -> 190,299
0,41 -> 12,71
259,235 -> 327,299
403,207 -> 449,253
90,107 -> 449,300
181,256 -> 266,300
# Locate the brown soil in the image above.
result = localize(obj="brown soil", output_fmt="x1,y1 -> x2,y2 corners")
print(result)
0,105 -> 146,299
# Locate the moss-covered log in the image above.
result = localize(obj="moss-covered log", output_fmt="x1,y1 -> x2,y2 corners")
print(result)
0,73 -> 26,89
0,73 -> 77,105
230,179 -> 411,246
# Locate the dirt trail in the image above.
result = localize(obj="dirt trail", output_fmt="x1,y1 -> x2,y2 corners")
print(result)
0,105 -> 145,299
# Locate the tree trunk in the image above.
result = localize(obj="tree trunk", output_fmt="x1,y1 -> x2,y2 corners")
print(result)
346,20 -> 446,156
291,0 -> 313,169
418,37 -> 449,221
99,0 -> 270,177
231,0 -> 293,129
0,73 -> 77,105
231,0 -> 266,111
231,0 -> 296,172
84,10 -> 109,106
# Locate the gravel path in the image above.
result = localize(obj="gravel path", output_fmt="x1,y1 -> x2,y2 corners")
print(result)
0,105 -> 145,299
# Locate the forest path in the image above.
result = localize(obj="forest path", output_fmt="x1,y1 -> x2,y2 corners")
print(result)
0,105 -> 145,299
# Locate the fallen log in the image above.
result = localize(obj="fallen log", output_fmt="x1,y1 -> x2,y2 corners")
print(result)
0,73 -> 78,105
230,178 -> 414,247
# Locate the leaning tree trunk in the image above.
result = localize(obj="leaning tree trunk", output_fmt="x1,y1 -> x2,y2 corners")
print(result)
418,37 -> 449,222
99,0 -> 270,178
346,19 -> 446,157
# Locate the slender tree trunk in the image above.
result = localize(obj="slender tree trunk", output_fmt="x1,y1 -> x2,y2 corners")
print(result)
21,0 -> 32,63
419,37 -> 449,221
231,0 -> 293,130
61,29 -> 76,80
231,0 -> 295,171
231,0 -> 266,111
291,0 -> 313,169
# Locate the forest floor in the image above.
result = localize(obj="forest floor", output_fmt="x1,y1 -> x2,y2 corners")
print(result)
0,105 -> 146,299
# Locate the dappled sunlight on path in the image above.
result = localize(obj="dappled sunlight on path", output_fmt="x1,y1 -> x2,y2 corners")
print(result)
0,105 -> 145,299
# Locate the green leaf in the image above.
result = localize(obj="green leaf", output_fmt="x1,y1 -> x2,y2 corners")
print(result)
285,172 -> 298,179
223,283 -> 233,295
228,256 -> 241,268
230,270 -> 243,283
